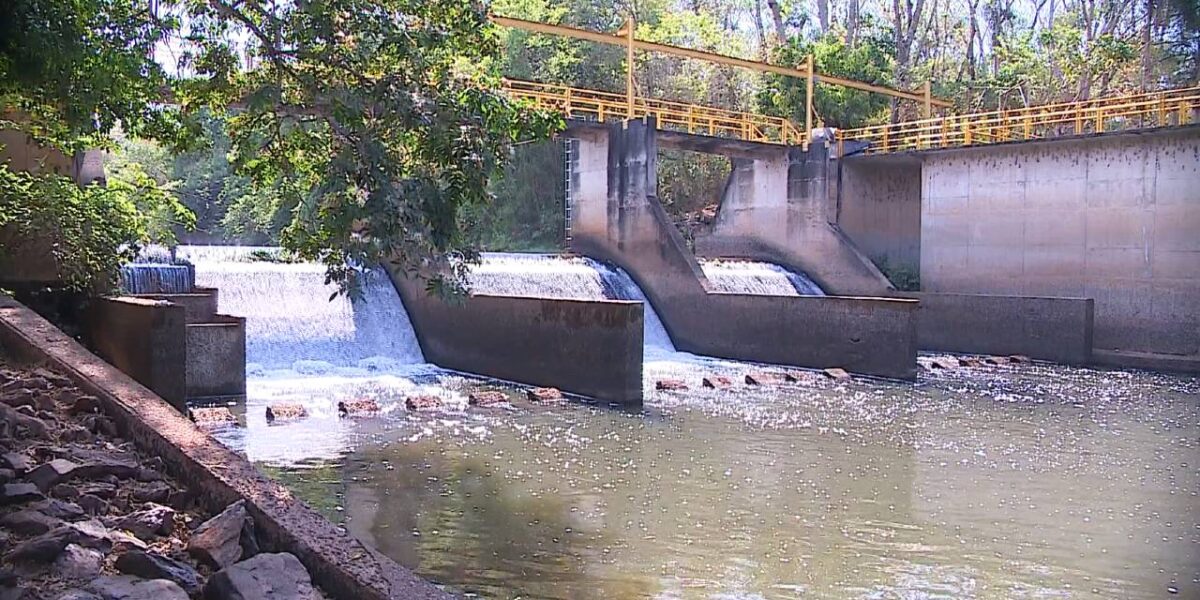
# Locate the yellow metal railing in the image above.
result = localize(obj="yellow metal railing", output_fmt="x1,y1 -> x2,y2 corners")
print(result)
504,79 -> 806,146
836,86 -> 1200,155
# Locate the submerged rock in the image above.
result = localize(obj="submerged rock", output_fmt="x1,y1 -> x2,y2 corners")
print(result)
187,501 -> 255,569
337,398 -> 380,417
405,396 -> 442,411
526,388 -> 563,403
744,372 -> 786,386
203,552 -> 320,600
468,391 -> 509,408
701,376 -> 733,389
187,407 -> 236,426
1008,354 -> 1031,363
655,379 -> 688,391
957,357 -> 983,367
822,368 -> 851,380
264,404 -> 307,423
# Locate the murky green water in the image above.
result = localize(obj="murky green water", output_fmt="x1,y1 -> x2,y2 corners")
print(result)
233,360 -> 1199,599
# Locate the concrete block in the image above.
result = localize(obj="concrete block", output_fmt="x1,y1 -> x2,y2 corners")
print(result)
1023,246 -> 1086,277
1086,147 -> 1148,182
1084,247 -> 1152,278
969,214 -> 1025,247
1026,177 -> 1086,210
1151,250 -> 1200,279
925,194 -> 969,216
969,155 -> 1023,183
1153,205 -> 1200,250
85,297 -> 187,411
923,213 -> 972,247
968,245 -> 1025,277
969,178 -> 1025,211
185,316 -> 247,398
1085,177 -> 1147,208
1024,211 -> 1085,246
1085,209 -> 1152,249
1020,276 -> 1087,297
1152,177 -> 1199,206
1153,138 -> 1200,179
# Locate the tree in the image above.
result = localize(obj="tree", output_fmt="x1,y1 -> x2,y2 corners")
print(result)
2,0 -> 560,297
758,33 -> 895,128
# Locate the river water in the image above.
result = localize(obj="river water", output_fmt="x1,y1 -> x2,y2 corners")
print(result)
186,247 -> 1199,599
248,361 -> 1198,600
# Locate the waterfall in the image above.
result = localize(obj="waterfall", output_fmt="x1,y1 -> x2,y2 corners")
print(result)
119,264 -> 195,294
183,247 -> 424,371
700,259 -> 825,296
469,253 -> 677,352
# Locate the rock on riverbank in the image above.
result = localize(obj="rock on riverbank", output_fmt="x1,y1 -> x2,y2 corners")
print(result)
0,359 -> 329,600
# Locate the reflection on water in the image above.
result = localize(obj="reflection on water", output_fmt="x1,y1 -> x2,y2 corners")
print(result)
233,362 -> 1199,600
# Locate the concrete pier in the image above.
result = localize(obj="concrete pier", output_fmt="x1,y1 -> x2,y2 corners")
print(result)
837,126 -> 1200,371
568,118 -> 919,380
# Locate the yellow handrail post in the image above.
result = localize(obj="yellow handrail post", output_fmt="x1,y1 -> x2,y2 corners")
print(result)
625,15 -> 635,119
804,53 -> 814,150
923,81 -> 932,119
1095,107 -> 1104,133
963,121 -> 972,146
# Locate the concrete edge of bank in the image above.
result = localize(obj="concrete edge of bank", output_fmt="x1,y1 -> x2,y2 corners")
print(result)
387,270 -> 645,405
0,295 -> 455,600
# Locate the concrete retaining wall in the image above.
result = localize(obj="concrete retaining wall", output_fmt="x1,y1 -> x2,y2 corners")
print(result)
897,292 -> 1094,364
186,314 -> 247,398
694,140 -> 893,295
568,118 -> 919,380
836,155 -> 923,278
86,297 -> 187,410
920,128 -> 1200,363
390,273 -> 645,405
0,295 -> 451,600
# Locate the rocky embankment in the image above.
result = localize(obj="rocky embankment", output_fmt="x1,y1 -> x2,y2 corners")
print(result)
0,359 -> 327,600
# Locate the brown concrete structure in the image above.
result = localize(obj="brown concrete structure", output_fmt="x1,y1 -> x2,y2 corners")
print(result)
86,294 -> 247,404
567,118 -> 918,380
86,297 -> 188,410
898,292 -> 1094,364
389,272 -> 645,405
0,295 -> 453,600
837,126 -> 1200,371
185,315 -> 248,399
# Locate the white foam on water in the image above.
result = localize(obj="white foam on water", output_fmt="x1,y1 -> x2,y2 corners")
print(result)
700,259 -> 825,296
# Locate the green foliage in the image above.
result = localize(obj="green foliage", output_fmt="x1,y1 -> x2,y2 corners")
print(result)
466,141 -> 565,252
874,256 -> 919,292
176,0 -> 562,294
0,164 -> 177,293
759,33 -> 894,128
0,0 -> 185,152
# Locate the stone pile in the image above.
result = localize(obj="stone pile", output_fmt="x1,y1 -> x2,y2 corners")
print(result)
0,360 -> 328,600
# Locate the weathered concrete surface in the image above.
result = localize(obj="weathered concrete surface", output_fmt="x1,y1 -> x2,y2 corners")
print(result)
184,315 -> 246,399
836,154 -> 923,278
132,287 -> 219,324
694,139 -> 893,295
919,127 -> 1200,365
0,296 -> 455,600
86,297 -> 187,411
896,292 -> 1094,364
568,118 -> 918,380
389,273 -> 644,405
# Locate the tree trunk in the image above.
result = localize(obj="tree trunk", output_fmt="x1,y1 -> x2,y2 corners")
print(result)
766,0 -> 787,43
845,0 -> 861,45
752,0 -> 768,58
817,0 -> 830,32
1141,0 -> 1154,90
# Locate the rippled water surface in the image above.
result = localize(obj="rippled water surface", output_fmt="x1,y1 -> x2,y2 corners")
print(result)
220,361 -> 1199,600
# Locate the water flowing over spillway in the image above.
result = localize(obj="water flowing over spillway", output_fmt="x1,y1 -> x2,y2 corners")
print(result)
119,263 -> 195,294
191,260 -> 424,370
700,259 -> 825,296
469,253 -> 677,352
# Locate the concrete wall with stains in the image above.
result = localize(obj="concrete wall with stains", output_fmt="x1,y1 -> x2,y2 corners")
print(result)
920,128 -> 1200,361
836,155 -> 923,278
389,271 -> 645,405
